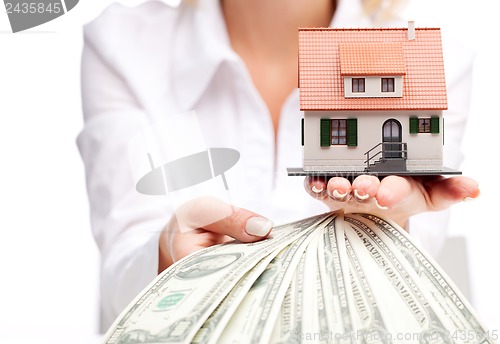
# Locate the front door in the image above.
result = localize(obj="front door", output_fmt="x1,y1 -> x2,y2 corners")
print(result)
382,119 -> 402,159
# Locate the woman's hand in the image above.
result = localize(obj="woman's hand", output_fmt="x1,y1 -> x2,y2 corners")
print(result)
158,197 -> 273,273
304,175 -> 480,228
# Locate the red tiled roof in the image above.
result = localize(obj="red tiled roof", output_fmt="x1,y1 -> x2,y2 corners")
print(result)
298,28 -> 448,111
339,42 -> 405,75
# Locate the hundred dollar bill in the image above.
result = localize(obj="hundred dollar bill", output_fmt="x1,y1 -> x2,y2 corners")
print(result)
104,213 -> 331,344
352,213 -> 496,344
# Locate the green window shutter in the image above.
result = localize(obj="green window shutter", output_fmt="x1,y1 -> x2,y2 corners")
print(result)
301,118 -> 304,146
409,117 -> 418,134
431,116 -> 440,134
320,118 -> 331,147
347,118 -> 358,146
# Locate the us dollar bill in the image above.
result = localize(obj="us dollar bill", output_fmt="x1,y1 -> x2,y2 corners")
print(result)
344,231 -> 390,341
103,211 -> 495,344
299,233 -> 322,340
258,228 -> 326,343
217,220 -> 326,344
104,213 -> 331,344
352,213 -> 495,344
319,215 -> 355,341
344,215 -> 459,343
346,217 -> 474,343
271,251 -> 307,344
192,257 -> 274,344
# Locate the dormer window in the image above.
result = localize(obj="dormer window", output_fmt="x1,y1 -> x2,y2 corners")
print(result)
352,78 -> 365,93
339,42 -> 405,99
381,78 -> 395,92
344,76 -> 402,98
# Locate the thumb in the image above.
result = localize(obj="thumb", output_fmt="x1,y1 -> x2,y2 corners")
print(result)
425,176 -> 480,211
174,197 -> 273,242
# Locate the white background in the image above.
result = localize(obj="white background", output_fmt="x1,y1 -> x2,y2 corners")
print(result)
0,1 -> 498,343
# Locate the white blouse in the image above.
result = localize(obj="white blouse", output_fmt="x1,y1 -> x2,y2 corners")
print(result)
78,0 -> 475,330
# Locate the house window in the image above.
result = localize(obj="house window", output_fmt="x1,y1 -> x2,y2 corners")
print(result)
409,116 -> 440,134
352,78 -> 365,93
320,118 -> 357,147
418,118 -> 431,133
381,78 -> 395,92
331,119 -> 347,145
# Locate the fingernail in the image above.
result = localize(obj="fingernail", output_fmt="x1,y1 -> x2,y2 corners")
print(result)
331,189 -> 349,202
312,185 -> 324,193
245,217 -> 273,237
354,189 -> 370,202
375,199 -> 389,210
463,189 -> 480,202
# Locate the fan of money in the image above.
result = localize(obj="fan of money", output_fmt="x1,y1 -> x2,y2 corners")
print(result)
104,212 -> 494,344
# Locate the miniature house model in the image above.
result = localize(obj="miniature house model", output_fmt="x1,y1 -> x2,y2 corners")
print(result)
290,23 -> 460,176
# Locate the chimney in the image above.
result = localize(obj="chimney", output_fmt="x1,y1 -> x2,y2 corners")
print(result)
408,20 -> 415,40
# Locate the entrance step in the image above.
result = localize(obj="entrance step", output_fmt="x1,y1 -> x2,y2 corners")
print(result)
367,159 -> 407,172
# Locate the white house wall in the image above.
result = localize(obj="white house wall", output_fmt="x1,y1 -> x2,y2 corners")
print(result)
303,110 -> 444,172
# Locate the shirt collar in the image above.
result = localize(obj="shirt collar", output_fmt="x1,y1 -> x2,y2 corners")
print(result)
170,0 -> 237,111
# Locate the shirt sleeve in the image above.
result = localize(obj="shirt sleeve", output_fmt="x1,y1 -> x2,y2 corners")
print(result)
77,18 -> 173,331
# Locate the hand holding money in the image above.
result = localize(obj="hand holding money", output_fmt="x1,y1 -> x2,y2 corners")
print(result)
159,196 -> 274,272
